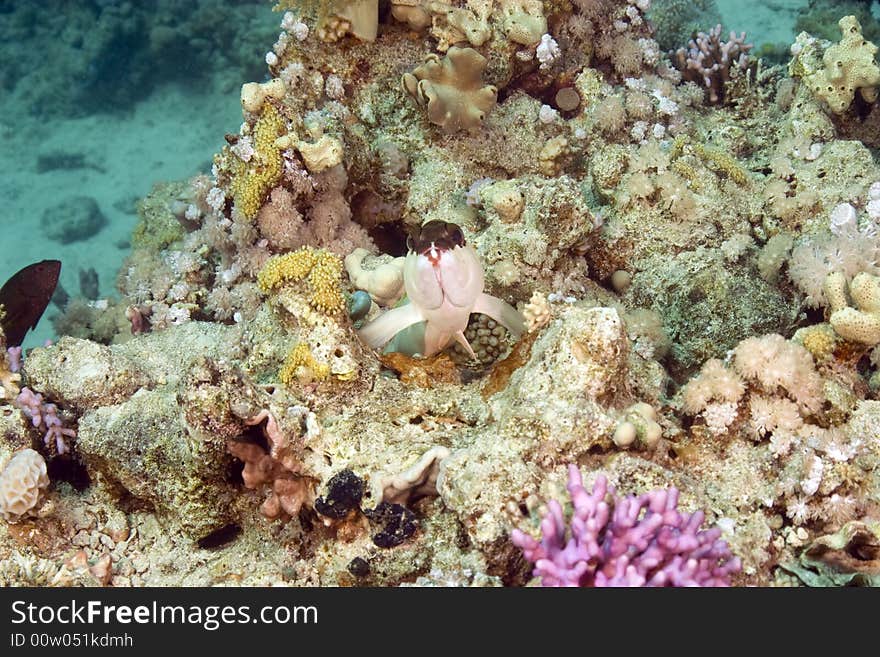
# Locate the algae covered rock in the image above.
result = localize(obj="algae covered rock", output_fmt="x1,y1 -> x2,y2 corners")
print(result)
630,250 -> 800,377
21,337 -> 152,411
76,389 -> 236,542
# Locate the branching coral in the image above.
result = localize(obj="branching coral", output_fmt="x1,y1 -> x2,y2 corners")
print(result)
258,246 -> 346,315
672,25 -> 753,105
1,347 -> 21,401
15,388 -> 77,455
402,46 -> 498,133
512,465 -> 741,586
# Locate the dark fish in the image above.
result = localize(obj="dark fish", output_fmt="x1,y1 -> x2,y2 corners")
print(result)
0,260 -> 62,346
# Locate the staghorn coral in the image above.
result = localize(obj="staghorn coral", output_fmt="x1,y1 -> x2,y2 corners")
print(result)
258,246 -> 346,315
672,25 -> 754,105
402,47 -> 498,133
14,388 -> 77,456
1,346 -> 21,401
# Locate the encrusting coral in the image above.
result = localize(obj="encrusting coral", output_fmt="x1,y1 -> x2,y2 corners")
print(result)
791,15 -> 880,114
229,103 -> 287,220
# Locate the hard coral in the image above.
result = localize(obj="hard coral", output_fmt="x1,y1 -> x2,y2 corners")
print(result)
229,104 -> 286,219
402,46 -> 498,133
673,25 -> 753,105
512,465 -> 741,586
825,271 -> 880,345
258,246 -> 346,315
0,449 -> 49,523
792,15 -> 880,114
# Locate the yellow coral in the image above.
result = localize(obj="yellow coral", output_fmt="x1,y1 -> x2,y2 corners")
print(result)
799,323 -> 838,361
279,343 -> 330,386
230,104 -> 285,220
795,15 -> 880,114
258,247 -> 346,315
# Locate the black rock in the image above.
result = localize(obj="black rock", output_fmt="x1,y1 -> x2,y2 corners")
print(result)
40,196 -> 107,244
314,469 -> 365,519
347,557 -> 370,578
364,502 -> 417,548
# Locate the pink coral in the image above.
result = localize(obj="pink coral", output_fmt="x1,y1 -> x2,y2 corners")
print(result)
14,387 -> 76,455
512,465 -> 741,587
226,409 -> 314,520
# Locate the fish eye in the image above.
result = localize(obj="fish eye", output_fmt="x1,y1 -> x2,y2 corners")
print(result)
451,226 -> 464,246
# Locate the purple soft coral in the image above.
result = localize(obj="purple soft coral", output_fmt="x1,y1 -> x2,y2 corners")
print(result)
15,387 -> 76,455
512,465 -> 741,587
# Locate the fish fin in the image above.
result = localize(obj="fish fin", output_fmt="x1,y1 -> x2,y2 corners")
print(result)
423,322 -> 451,357
358,303 -> 424,350
472,293 -> 525,338
453,330 -> 477,359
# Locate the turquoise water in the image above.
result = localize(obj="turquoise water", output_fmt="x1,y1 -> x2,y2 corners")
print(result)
0,1 -> 278,348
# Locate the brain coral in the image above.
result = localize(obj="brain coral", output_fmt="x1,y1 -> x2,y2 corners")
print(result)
0,449 -> 49,523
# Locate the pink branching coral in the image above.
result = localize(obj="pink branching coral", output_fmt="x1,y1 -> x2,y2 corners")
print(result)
673,25 -> 752,104
14,387 -> 76,455
512,465 -> 741,587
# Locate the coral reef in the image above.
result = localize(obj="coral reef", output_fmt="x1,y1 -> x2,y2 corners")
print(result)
5,2 -> 880,589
